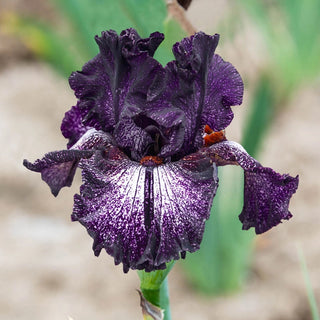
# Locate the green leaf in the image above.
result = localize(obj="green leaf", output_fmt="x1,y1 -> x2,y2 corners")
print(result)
239,0 -> 320,92
241,74 -> 275,157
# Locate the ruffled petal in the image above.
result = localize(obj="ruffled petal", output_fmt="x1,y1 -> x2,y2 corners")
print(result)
72,148 -> 218,272
202,140 -> 299,233
149,154 -> 218,267
23,130 -> 113,196
166,32 -> 243,157
112,99 -> 186,161
68,29 -> 164,134
240,167 -> 298,234
60,104 -> 93,148
113,114 -> 154,160
151,107 -> 186,159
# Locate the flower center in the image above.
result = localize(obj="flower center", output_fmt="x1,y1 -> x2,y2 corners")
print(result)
203,124 -> 226,147
140,156 -> 163,167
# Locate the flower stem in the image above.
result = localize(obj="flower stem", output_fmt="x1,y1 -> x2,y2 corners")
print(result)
159,278 -> 171,320
138,261 -> 175,320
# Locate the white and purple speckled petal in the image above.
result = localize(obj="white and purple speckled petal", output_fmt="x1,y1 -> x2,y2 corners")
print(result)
72,149 -> 218,272
202,140 -> 299,233
151,157 -> 218,266
73,150 -> 148,272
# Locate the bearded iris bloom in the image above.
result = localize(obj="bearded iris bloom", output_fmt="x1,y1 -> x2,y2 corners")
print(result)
24,29 -> 298,273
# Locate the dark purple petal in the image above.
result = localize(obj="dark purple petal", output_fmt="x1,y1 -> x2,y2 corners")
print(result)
113,114 -> 153,160
202,140 -> 298,233
61,104 -> 93,148
23,130 -> 113,196
203,141 -> 259,169
120,29 -> 164,57
72,148 -> 218,272
112,101 -> 186,161
240,167 -> 298,234
152,107 -> 186,158
68,29 -> 164,134
23,149 -> 93,196
166,32 -> 243,157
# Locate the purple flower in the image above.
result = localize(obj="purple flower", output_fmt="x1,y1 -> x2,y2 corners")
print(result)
24,29 -> 298,273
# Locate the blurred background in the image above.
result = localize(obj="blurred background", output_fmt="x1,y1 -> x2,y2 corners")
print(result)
0,0 -> 320,319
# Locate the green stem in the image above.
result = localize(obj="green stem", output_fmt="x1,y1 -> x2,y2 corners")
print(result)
160,278 -> 171,320
138,261 -> 175,320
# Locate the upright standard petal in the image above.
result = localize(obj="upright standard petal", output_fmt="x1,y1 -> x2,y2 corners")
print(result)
68,29 -> 165,134
201,140 -> 299,234
165,32 -> 244,157
115,102 -> 187,161
72,148 -> 218,272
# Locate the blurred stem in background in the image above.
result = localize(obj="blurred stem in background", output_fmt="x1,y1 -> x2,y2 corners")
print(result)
2,0 -> 320,299
298,246 -> 320,320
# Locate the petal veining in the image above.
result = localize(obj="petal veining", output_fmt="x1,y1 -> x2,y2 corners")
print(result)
72,148 -> 218,272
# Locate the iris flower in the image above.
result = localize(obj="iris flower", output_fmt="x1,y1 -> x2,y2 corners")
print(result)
24,29 -> 298,273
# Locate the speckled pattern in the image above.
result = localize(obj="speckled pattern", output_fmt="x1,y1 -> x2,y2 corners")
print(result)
24,29 -> 298,272
66,29 -> 243,161
204,140 -> 259,169
23,129 -> 113,195
23,150 -> 94,196
203,141 -> 299,233
72,147 -> 218,272
240,167 -> 298,234
168,33 -> 244,157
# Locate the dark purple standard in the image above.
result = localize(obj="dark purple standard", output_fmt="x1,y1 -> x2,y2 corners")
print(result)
24,29 -> 298,273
